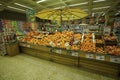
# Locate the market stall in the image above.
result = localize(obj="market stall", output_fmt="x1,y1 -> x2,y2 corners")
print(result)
19,31 -> 120,78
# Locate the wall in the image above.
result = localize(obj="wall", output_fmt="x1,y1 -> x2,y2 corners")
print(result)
0,10 -> 27,21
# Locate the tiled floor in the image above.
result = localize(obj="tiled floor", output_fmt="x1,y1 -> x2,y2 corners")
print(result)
0,54 -> 116,80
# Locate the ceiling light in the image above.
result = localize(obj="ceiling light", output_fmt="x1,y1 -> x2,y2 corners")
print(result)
93,0 -> 106,3
54,6 -> 65,9
0,4 -> 2,5
93,6 -> 110,10
83,9 -> 88,11
14,3 -> 33,9
115,13 -> 119,15
92,13 -> 95,17
69,2 -> 88,7
7,6 -> 25,11
36,0 -> 46,3
102,13 -> 105,16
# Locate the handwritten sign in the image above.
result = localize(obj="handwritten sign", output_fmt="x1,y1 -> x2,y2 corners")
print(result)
56,49 -> 62,54
110,56 -> 120,63
96,55 -> 105,61
86,53 -> 94,59
72,51 -> 78,57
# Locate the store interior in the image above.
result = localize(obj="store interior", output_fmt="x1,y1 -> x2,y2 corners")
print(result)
0,0 -> 120,80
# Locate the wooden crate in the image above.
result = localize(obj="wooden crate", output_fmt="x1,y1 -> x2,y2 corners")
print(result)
51,53 -> 78,66
7,42 -> 19,56
20,46 -> 51,60
78,57 -> 120,78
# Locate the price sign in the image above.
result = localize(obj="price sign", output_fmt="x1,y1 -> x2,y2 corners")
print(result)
22,44 -> 26,47
26,9 -> 36,22
110,56 -> 120,63
96,55 -> 105,61
27,45 -> 30,48
72,51 -> 78,57
104,27 -> 111,35
56,49 -> 62,54
83,29 -> 89,33
86,53 -> 94,59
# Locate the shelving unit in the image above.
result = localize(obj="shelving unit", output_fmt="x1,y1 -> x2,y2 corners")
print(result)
19,42 -> 120,78
0,25 -> 19,56
0,32 -> 7,56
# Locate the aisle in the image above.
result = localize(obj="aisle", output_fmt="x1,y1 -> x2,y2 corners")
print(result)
0,54 -> 115,80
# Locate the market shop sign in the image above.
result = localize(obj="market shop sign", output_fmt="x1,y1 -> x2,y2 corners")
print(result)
26,9 -> 36,22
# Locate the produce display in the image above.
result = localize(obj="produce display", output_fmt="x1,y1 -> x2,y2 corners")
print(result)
105,46 -> 120,55
104,35 -> 117,41
96,39 -> 103,44
21,31 -> 81,50
20,31 -> 120,56
96,47 -> 104,54
81,33 -> 96,52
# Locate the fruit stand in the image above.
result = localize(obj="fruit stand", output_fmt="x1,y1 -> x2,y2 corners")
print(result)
19,31 -> 120,78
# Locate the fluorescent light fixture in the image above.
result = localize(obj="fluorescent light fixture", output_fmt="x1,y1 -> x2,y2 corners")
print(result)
92,13 -> 94,17
54,6 -> 65,9
36,0 -> 46,3
14,3 -> 32,9
115,13 -> 119,15
83,9 -> 88,11
93,0 -> 106,3
0,4 -> 2,5
7,6 -> 25,11
93,6 -> 110,10
102,13 -> 105,16
69,2 -> 88,7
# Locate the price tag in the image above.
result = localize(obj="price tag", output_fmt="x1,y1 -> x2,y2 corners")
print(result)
22,44 -> 26,47
96,55 -> 105,61
27,45 -> 30,48
72,51 -> 78,57
110,56 -> 120,63
83,29 -> 89,33
56,49 -> 62,54
65,42 -> 69,47
50,41 -> 53,46
86,53 -> 94,59
49,41 -> 55,47
104,27 -> 111,35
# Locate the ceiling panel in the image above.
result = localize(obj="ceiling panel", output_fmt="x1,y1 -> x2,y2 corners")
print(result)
0,0 -> 119,16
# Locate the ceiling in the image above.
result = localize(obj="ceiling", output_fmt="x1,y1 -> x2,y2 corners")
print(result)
0,0 -> 120,17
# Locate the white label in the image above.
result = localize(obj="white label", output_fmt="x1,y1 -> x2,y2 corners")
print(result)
72,52 -> 78,57
27,45 -> 30,47
96,55 -> 105,61
49,41 -> 55,47
22,44 -> 26,47
56,49 -> 62,54
65,42 -> 69,47
104,27 -> 111,34
86,53 -> 94,59
57,43 -> 60,46
83,29 -> 89,33
110,56 -> 120,63
49,41 -> 53,45
73,39 -> 79,44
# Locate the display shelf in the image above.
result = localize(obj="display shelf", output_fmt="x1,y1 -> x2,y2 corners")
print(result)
19,42 -> 120,63
19,42 -> 120,78
6,42 -> 19,56
0,32 -> 7,56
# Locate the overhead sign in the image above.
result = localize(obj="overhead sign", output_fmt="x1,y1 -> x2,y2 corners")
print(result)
26,9 -> 36,22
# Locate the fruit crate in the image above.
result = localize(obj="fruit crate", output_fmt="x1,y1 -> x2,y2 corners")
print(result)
104,33 -> 118,46
105,40 -> 118,46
